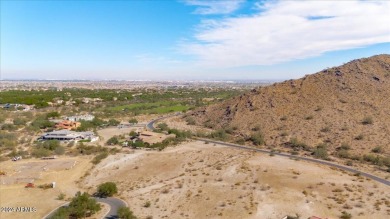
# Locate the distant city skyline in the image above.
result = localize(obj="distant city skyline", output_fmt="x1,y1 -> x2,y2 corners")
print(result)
1,0 -> 389,80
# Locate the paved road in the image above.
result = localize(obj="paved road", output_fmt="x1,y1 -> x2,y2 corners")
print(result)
146,113 -> 181,130
146,116 -> 390,187
44,197 -> 127,219
94,197 -> 127,219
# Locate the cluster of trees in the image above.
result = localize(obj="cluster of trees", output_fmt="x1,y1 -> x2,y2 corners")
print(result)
106,123 -> 192,151
49,192 -> 101,219
76,118 -> 120,131
96,182 -> 117,197
0,88 -> 242,110
50,182 -> 137,219
0,131 -> 18,150
32,140 -> 65,157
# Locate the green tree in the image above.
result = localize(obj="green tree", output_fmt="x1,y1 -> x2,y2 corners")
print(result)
250,131 -> 265,146
68,191 -> 101,218
46,111 -> 60,119
106,136 -> 119,145
157,123 -> 168,131
128,118 -> 138,124
42,140 -> 60,150
1,124 -> 17,131
108,119 -> 120,126
129,131 -> 138,137
31,117 -> 54,129
210,129 -> 228,141
97,182 -> 118,197
313,143 -> 328,160
13,118 -> 27,126
118,206 -> 137,219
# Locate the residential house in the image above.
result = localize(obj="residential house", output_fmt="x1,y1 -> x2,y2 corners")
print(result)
55,120 -> 81,130
65,114 -> 95,122
39,130 -> 98,142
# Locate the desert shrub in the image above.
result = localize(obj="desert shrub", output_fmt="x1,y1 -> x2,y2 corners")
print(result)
363,154 -> 382,166
54,146 -> 66,155
362,116 -> 373,125
31,147 -> 52,158
288,138 -> 310,151
235,138 -> 245,145
340,143 -> 351,150
129,131 -> 137,138
336,149 -> 350,159
108,119 -> 120,126
130,140 -> 147,148
252,125 -> 261,131
313,143 -> 328,160
92,152 -> 109,164
157,123 -> 168,131
250,131 -> 265,146
354,134 -> 364,140
286,214 -> 300,219
76,118 -> 106,131
0,131 -> 18,148
46,111 -> 60,119
210,129 -> 228,141
320,126 -> 330,132
106,136 -> 119,145
128,118 -> 138,124
371,146 -> 383,153
168,128 -> 192,139
224,126 -> 236,134
382,157 -> 390,167
41,140 -> 60,150
57,193 -> 66,200
7,149 -> 29,158
118,206 -> 137,219
185,117 -> 196,125
67,192 -> 101,218
31,117 -> 55,129
143,201 -> 151,208
97,182 -> 118,197
203,120 -> 214,129
280,131 -> 288,137
305,115 -> 313,120
1,124 -> 17,131
340,211 -> 352,219
72,143 -> 107,155
339,99 -> 347,103
13,118 -> 27,126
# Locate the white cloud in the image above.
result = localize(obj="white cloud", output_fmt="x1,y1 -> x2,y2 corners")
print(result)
185,0 -> 244,15
181,0 -> 390,67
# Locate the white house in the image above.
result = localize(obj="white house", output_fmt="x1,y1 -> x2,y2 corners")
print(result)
65,114 -> 95,122
39,130 -> 98,142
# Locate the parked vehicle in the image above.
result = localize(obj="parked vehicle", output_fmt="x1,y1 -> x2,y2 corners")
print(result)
12,156 -> 22,161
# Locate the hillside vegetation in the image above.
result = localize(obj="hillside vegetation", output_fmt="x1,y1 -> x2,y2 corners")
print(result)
190,54 -> 390,159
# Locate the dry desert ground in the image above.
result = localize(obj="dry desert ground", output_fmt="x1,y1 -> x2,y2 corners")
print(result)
83,141 -> 390,219
0,157 -> 93,219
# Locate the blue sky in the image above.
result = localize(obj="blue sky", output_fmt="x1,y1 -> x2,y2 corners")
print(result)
1,0 -> 389,80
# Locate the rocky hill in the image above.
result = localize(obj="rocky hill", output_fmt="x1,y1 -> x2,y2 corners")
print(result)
190,54 -> 390,155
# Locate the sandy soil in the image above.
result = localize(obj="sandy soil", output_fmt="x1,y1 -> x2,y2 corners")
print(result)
97,127 -> 142,143
0,157 -> 93,219
82,141 -> 390,219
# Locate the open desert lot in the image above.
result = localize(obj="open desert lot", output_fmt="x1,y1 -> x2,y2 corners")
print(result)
83,141 -> 390,219
0,157 -> 93,219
